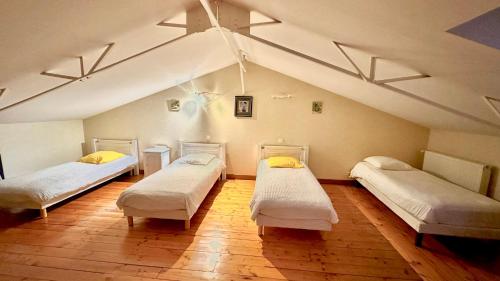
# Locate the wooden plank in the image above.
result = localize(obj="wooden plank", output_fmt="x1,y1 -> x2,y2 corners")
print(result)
1,178 -> 494,280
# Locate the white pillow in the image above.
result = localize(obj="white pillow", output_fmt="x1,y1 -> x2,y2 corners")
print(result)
177,153 -> 216,165
364,156 -> 413,171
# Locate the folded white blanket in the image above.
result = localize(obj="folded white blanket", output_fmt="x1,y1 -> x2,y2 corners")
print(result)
250,160 -> 338,223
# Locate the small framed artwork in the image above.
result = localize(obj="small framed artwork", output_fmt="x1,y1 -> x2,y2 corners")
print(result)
312,101 -> 323,114
167,99 -> 180,112
234,96 -> 253,117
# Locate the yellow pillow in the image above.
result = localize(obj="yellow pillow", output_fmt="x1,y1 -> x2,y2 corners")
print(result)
267,156 -> 304,168
80,151 -> 125,164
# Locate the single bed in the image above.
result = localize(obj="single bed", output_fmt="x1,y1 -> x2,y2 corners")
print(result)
116,142 -> 226,230
350,151 -> 500,246
250,144 -> 339,237
0,138 -> 139,218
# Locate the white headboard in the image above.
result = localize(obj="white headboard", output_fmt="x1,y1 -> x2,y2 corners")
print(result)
259,144 -> 309,165
422,150 -> 491,195
92,138 -> 139,160
180,142 -> 226,165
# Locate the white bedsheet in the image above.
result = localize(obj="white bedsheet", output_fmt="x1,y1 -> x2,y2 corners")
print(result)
350,162 -> 500,228
0,156 -> 137,208
116,158 -> 224,218
250,160 -> 338,224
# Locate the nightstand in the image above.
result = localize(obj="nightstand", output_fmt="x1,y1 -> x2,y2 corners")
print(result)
143,146 -> 170,177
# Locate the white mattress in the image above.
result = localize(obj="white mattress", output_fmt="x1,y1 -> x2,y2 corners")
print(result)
0,155 -> 137,208
116,158 -> 224,218
250,160 -> 338,224
350,162 -> 500,228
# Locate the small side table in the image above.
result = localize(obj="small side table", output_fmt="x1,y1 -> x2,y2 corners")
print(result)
143,146 -> 170,177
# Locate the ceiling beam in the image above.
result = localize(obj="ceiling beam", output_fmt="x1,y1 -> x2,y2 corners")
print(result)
374,74 -> 430,84
0,35 -> 187,112
157,22 -> 188,28
199,0 -> 246,72
239,32 -> 499,129
369,57 -> 378,81
380,83 -> 500,129
484,96 -> 500,119
333,41 -> 367,81
79,56 -> 85,77
88,43 -> 114,74
40,71 -> 79,80
238,18 -> 281,30
243,34 -> 361,79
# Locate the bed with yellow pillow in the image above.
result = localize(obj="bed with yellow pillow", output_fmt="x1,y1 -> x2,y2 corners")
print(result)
0,138 -> 138,218
249,145 -> 339,237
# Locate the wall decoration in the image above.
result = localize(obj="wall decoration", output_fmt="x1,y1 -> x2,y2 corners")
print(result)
312,101 -> 323,113
167,99 -> 180,112
235,96 -> 253,117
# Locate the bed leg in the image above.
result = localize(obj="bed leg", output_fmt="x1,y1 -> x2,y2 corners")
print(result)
320,231 -> 328,240
258,225 -> 264,236
184,220 -> 190,230
40,208 -> 47,219
415,233 -> 424,247
127,216 -> 134,227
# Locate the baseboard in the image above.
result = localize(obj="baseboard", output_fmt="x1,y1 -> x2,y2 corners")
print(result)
226,174 -> 356,185
226,174 -> 256,180
317,179 -> 356,186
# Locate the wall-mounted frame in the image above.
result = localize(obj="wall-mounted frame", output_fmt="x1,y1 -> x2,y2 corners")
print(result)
167,99 -> 180,112
235,96 -> 253,117
312,101 -> 323,113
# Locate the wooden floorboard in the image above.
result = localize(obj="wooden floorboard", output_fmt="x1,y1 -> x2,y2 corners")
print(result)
0,178 -> 498,281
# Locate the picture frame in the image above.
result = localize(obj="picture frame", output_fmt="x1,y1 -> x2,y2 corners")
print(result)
167,99 -> 180,112
234,96 -> 253,117
312,101 -> 323,114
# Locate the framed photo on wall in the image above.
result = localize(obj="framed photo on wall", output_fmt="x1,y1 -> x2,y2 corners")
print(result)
234,96 -> 253,117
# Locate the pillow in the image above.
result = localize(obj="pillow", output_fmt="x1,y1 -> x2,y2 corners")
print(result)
80,151 -> 125,164
363,156 -> 413,171
177,153 -> 216,165
267,156 -> 304,168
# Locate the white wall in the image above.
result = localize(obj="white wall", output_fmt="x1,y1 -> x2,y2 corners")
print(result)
0,120 -> 84,178
83,63 -> 429,179
427,130 -> 500,201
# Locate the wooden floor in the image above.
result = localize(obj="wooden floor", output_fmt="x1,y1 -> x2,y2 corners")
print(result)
0,177 -> 498,281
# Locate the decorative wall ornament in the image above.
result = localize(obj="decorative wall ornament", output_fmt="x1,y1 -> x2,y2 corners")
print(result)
312,101 -> 323,113
167,99 -> 180,112
272,94 -> 294,99
234,95 -> 253,117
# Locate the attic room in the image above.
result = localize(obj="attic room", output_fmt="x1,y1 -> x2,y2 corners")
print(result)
0,0 -> 499,280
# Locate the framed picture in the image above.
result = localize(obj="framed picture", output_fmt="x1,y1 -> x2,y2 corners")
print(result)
312,101 -> 323,113
167,99 -> 180,112
234,96 -> 253,117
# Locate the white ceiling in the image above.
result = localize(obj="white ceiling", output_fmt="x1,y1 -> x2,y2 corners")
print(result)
1,0 -> 499,135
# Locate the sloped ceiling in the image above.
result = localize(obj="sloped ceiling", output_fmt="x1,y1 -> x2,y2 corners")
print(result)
1,0 -> 499,135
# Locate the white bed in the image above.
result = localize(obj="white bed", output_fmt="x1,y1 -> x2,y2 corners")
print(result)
350,151 -> 500,246
116,142 -> 226,230
250,144 -> 339,236
0,138 -> 139,218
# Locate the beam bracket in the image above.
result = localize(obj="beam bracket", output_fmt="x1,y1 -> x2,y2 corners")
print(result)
484,96 -> 500,119
157,22 -> 188,29
333,41 -> 367,81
